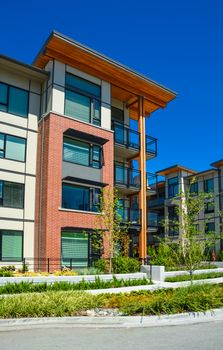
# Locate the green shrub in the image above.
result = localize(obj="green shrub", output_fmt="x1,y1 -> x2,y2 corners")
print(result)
218,251 -> 223,261
1,284 -> 223,318
112,257 -> 140,274
0,266 -> 15,277
94,259 -> 108,273
147,243 -> 181,268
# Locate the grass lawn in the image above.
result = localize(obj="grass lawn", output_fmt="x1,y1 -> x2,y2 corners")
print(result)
165,271 -> 223,282
0,284 -> 223,318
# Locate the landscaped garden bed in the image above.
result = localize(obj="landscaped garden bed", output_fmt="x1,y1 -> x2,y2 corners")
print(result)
165,271 -> 223,282
0,284 -> 223,318
0,277 -> 151,294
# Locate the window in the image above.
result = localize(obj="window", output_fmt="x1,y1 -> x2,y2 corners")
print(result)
205,222 -> 215,234
204,178 -> 214,193
63,137 -> 102,169
0,82 -> 28,118
0,230 -> 23,261
190,182 -> 198,194
0,181 -> 24,208
168,177 -> 179,198
0,133 -> 26,162
168,206 -> 179,236
205,201 -> 215,213
62,183 -> 100,212
111,106 -> 124,123
64,73 -> 101,126
61,232 -> 88,267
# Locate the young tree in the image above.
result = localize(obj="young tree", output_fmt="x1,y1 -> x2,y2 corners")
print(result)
163,178 -> 222,282
93,186 -> 130,273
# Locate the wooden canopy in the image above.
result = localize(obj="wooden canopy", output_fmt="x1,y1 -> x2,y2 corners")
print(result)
34,31 -> 176,117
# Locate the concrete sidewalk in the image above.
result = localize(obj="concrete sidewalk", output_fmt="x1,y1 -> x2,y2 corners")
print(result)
0,308 -> 223,331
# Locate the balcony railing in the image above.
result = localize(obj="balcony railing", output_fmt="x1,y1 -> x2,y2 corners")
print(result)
146,135 -> 157,155
112,121 -> 157,155
112,122 -> 140,150
115,164 -> 140,189
117,207 -> 141,225
147,197 -> 165,208
147,172 -> 157,191
147,212 -> 158,227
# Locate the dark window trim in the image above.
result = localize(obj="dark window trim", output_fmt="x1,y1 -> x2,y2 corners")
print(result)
62,182 -> 101,212
168,177 -> 179,198
0,132 -> 26,163
63,136 -> 103,169
0,229 -> 23,262
64,73 -> 101,126
0,81 -> 29,118
204,178 -> 214,193
0,180 -> 25,209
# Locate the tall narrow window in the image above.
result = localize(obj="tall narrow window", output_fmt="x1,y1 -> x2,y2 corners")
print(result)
168,177 -> 179,198
204,178 -> 214,193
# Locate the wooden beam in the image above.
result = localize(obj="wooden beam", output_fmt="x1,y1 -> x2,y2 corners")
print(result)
126,97 -> 139,109
138,96 -> 147,262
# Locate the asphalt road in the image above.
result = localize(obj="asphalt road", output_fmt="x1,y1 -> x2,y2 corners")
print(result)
0,320 -> 222,350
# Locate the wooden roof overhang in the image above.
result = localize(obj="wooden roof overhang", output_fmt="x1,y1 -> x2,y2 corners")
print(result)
157,165 -> 197,176
34,31 -> 177,119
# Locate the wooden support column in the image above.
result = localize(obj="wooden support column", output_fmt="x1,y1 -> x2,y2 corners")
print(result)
138,96 -> 147,262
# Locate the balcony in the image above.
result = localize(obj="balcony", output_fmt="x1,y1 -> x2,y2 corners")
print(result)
146,135 -> 157,159
118,207 -> 141,226
112,121 -> 157,160
146,172 -> 157,195
115,164 -> 140,194
147,197 -> 165,208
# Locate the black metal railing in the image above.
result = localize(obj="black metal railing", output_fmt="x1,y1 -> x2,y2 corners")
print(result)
147,197 -> 165,208
146,135 -> 157,155
117,207 -> 141,225
115,164 -> 141,188
112,121 -> 140,150
146,172 -> 157,190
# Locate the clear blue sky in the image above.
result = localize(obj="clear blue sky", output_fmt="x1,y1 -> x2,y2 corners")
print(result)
1,0 -> 222,173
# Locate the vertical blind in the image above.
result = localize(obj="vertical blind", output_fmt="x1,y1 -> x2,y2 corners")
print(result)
65,90 -> 90,123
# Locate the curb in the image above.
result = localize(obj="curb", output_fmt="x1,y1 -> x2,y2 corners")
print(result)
0,308 -> 223,331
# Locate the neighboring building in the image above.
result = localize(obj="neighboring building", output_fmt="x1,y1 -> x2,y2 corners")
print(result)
0,55 -> 48,266
0,31 -> 176,269
147,161 -> 223,253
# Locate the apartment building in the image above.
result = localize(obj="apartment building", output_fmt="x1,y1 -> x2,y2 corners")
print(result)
0,31 -> 176,269
148,161 -> 223,252
0,55 -> 48,266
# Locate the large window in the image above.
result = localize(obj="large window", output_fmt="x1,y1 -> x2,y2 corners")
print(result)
0,133 -> 26,162
168,177 -> 179,198
0,230 -> 23,261
0,82 -> 28,118
168,206 -> 179,236
61,231 -> 89,267
64,73 -> 101,126
0,181 -> 24,209
62,183 -> 100,212
63,137 -> 102,169
205,201 -> 215,213
204,178 -> 214,193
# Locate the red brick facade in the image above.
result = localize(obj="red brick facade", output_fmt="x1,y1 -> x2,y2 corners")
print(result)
35,113 -> 114,263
